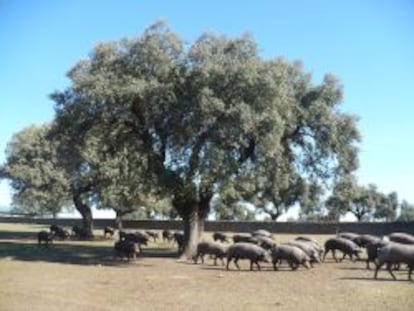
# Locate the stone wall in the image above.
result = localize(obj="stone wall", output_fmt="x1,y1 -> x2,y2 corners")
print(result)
1,217 -> 413,235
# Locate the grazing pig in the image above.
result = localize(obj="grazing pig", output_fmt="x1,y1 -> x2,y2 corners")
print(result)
271,245 -> 311,271
232,234 -> 258,244
286,241 -> 320,265
119,230 -> 127,241
146,230 -> 159,242
38,230 -> 55,246
213,232 -> 228,243
388,232 -> 414,245
323,237 -> 361,262
193,241 -> 227,265
50,224 -> 70,240
338,232 -> 360,241
375,242 -> 414,280
251,229 -> 273,239
50,224 -> 60,233
295,236 -> 324,257
114,240 -> 138,261
226,242 -> 269,271
255,236 -> 276,250
365,240 -> 389,269
72,225 -> 91,239
173,232 -> 185,254
162,230 -> 174,242
353,234 -> 380,247
104,226 -> 115,238
121,231 -> 149,253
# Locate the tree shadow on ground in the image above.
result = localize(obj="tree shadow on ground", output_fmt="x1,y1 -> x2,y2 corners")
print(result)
339,276 -> 411,283
0,231 -> 39,240
321,259 -> 364,265
141,247 -> 179,258
0,241 -> 179,267
201,263 -> 298,273
196,263 -> 226,270
337,266 -> 369,271
0,229 -> 124,242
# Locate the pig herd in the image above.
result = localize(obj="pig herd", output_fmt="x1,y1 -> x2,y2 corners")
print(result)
37,225 -> 414,281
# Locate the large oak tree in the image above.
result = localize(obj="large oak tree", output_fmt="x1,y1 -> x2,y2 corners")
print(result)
26,22 -> 360,257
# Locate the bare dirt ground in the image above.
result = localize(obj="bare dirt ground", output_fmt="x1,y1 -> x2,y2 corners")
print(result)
0,223 -> 413,311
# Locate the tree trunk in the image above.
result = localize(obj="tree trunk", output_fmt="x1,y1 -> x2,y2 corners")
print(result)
197,217 -> 205,238
198,190 -> 212,238
265,205 -> 281,222
182,213 -> 190,247
115,211 -> 123,230
352,208 -> 363,222
73,192 -> 94,237
173,187 -> 212,260
180,202 -> 199,260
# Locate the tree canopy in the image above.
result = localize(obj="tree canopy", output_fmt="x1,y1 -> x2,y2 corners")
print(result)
325,175 -> 399,221
397,200 -> 414,221
2,124 -> 70,217
53,22 -> 361,252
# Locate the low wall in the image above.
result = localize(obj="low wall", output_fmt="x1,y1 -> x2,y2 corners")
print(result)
0,216 -> 413,236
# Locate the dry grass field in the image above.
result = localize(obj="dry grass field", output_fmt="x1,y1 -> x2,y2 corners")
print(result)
0,223 -> 413,311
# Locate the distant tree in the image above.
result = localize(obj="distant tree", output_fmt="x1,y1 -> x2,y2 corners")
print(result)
2,123 -> 102,236
1,125 -> 70,217
298,212 -> 338,222
326,177 -> 377,221
326,177 -> 400,222
299,201 -> 339,222
286,216 -> 297,222
397,200 -> 414,221
298,193 -> 341,222
210,180 -> 257,221
252,168 -> 304,221
120,196 -> 173,222
373,191 -> 398,221
211,194 -> 256,221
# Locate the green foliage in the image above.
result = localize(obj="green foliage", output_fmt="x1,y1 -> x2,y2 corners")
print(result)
398,200 -> 414,221
373,191 -> 398,221
121,196 -> 174,220
326,177 -> 374,221
51,22 -> 360,224
211,195 -> 257,221
2,125 -> 70,216
326,176 -> 399,221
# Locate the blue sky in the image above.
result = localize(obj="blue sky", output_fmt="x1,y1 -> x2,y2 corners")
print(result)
1,0 -> 414,212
